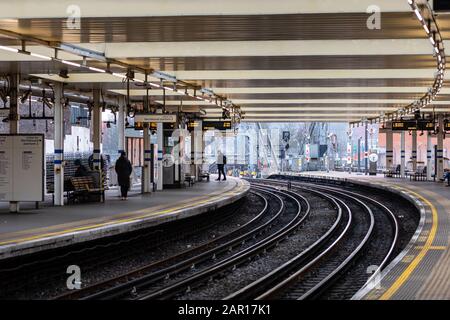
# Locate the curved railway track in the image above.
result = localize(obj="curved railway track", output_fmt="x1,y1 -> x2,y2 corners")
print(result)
55,186 -> 306,300
52,177 -> 403,300
225,179 -> 399,300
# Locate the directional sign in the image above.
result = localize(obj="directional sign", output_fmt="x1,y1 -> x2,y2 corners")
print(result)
134,113 -> 177,123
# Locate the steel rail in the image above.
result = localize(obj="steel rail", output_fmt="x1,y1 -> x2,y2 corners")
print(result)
137,185 -> 304,300
297,182 -> 399,290
54,190 -> 272,300
224,186 -> 343,300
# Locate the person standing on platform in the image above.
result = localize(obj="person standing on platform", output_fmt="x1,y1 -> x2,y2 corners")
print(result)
115,151 -> 133,200
216,150 -> 227,181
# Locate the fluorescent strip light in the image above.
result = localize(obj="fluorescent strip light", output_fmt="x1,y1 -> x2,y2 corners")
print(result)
148,82 -> 161,88
61,60 -> 81,67
133,78 -> 144,83
435,46 -> 440,54
414,9 -> 423,21
423,24 -> 430,34
0,45 -> 18,53
29,52 -> 51,60
112,73 -> 127,79
88,66 -> 106,73
430,37 -> 435,45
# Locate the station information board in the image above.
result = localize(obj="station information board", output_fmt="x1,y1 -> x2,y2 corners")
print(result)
434,0 -> 450,11
202,121 -> 232,131
187,121 -> 201,131
391,120 -> 435,131
444,120 -> 450,132
135,122 -> 157,131
0,134 -> 45,202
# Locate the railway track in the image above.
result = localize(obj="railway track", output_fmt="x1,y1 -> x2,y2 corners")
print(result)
55,186 -> 306,299
0,194 -> 252,298
48,177 -> 403,300
225,179 -> 399,300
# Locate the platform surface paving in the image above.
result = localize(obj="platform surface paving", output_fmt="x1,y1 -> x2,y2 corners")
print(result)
0,176 -> 249,259
291,171 -> 450,300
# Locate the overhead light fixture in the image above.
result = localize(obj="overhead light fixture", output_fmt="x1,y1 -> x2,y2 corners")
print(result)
414,9 -> 423,21
148,82 -> 161,88
0,45 -> 19,53
30,52 -> 52,60
88,66 -> 106,73
112,73 -> 127,79
61,60 -> 81,67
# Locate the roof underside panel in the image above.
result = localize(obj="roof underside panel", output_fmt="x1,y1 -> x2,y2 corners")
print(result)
0,0 -> 446,122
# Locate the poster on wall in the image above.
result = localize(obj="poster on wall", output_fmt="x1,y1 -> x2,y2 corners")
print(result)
0,136 -> 13,201
0,134 -> 45,202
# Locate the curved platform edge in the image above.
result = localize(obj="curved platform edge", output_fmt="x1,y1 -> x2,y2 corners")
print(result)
0,178 -> 250,261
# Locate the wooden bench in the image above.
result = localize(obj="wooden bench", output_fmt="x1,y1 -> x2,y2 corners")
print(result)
199,172 -> 210,182
384,170 -> 402,178
407,172 -> 425,181
46,156 -> 109,197
69,176 -> 105,203
184,175 -> 195,187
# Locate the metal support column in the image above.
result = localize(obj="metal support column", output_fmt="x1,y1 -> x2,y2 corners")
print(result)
190,129 -> 196,180
364,122 -> 369,175
53,82 -> 64,206
427,131 -> 432,181
385,126 -> 394,170
142,96 -> 151,193
412,130 -> 417,172
437,115 -> 444,180
400,131 -> 406,178
117,96 -> 126,155
9,74 -> 19,212
357,137 -> 361,173
157,122 -> 164,191
92,89 -> 103,190
143,125 -> 151,193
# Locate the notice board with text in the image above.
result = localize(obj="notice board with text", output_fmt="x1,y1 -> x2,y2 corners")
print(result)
0,134 -> 45,202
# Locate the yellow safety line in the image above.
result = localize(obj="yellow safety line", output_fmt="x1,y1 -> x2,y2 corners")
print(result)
414,246 -> 446,250
0,182 -> 246,246
379,188 -> 438,300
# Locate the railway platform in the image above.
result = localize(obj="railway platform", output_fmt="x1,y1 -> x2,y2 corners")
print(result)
0,176 -> 249,261
281,171 -> 450,300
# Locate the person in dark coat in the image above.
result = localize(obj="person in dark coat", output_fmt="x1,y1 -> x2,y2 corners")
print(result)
115,151 -> 133,200
216,150 -> 227,181
74,159 -> 89,177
